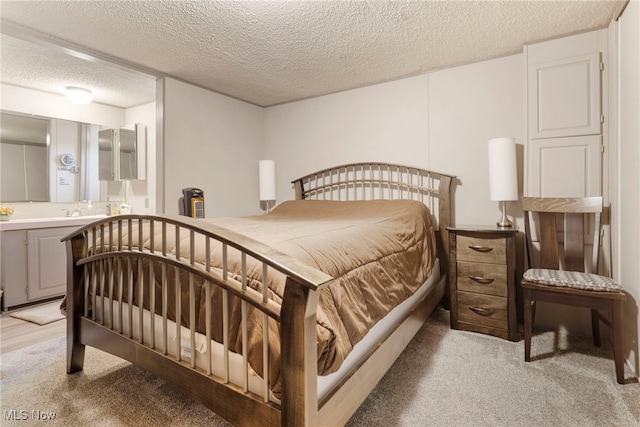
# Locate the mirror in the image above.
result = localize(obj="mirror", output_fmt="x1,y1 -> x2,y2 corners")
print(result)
0,110 -> 104,203
0,112 -> 49,202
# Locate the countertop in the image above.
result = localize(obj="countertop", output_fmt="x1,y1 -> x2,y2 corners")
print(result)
0,215 -> 107,231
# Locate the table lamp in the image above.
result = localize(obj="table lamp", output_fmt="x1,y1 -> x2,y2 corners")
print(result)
259,160 -> 276,213
488,137 -> 518,228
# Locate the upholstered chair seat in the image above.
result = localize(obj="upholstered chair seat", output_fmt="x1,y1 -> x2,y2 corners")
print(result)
522,268 -> 622,292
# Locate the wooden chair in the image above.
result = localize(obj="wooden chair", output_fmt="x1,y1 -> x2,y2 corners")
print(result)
521,196 -> 626,384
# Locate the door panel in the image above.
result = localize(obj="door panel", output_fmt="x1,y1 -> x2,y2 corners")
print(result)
26,227 -> 74,300
528,135 -> 601,197
529,53 -> 601,139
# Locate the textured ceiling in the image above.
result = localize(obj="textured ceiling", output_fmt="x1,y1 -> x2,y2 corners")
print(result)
0,35 -> 156,108
0,0 -> 625,108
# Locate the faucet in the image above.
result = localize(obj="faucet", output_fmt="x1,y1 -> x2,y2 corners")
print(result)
62,207 -> 84,217
70,208 -> 85,217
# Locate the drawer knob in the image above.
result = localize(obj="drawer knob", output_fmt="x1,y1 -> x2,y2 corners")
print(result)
468,245 -> 493,252
469,276 -> 495,284
469,306 -> 494,316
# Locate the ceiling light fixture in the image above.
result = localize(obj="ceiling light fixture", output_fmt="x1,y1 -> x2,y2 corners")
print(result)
65,86 -> 93,104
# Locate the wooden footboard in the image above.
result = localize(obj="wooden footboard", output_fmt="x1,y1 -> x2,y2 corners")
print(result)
64,215 -> 333,426
63,163 -> 454,426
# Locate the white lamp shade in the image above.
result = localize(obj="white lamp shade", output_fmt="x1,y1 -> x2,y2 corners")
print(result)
488,137 -> 518,201
259,160 -> 276,201
65,86 -> 93,104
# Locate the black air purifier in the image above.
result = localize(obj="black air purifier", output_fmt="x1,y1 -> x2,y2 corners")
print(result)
182,188 -> 205,218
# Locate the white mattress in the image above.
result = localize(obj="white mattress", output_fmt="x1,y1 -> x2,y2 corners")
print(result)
95,258 -> 441,403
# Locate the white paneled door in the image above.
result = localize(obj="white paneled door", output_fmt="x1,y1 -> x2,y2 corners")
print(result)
527,43 -> 603,197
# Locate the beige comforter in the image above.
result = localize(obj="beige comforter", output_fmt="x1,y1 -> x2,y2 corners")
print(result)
86,199 -> 436,394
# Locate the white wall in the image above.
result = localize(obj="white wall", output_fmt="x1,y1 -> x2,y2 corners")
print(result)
160,78 -> 263,217
264,54 -> 525,228
428,54 -> 525,227
616,0 -> 640,376
264,75 -> 430,201
49,119 -> 82,203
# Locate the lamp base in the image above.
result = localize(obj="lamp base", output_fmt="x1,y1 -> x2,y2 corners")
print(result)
261,200 -> 274,214
496,201 -> 514,228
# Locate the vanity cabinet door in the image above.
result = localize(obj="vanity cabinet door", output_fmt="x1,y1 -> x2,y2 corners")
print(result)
26,226 -> 76,301
1,230 -> 29,308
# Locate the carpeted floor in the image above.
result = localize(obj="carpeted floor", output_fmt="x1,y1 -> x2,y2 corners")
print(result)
1,308 -> 638,426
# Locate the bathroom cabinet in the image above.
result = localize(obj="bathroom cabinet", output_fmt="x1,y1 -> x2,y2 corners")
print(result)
99,123 -> 146,181
1,226 -> 77,309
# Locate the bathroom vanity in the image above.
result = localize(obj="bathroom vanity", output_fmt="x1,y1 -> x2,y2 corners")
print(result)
0,216 -> 103,310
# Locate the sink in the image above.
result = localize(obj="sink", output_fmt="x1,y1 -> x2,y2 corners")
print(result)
0,215 -> 107,231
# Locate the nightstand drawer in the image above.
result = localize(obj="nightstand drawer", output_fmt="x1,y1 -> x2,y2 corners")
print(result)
457,261 -> 507,297
456,235 -> 506,264
457,291 -> 507,330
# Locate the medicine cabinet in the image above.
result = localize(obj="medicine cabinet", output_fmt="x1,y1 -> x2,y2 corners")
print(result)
99,123 -> 146,181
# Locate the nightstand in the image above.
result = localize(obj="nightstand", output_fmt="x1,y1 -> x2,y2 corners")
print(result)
448,226 -> 518,341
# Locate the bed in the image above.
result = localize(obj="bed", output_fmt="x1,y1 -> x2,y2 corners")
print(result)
62,162 -> 454,426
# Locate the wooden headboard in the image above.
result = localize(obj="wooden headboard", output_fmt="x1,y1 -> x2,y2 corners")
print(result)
292,162 -> 455,276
